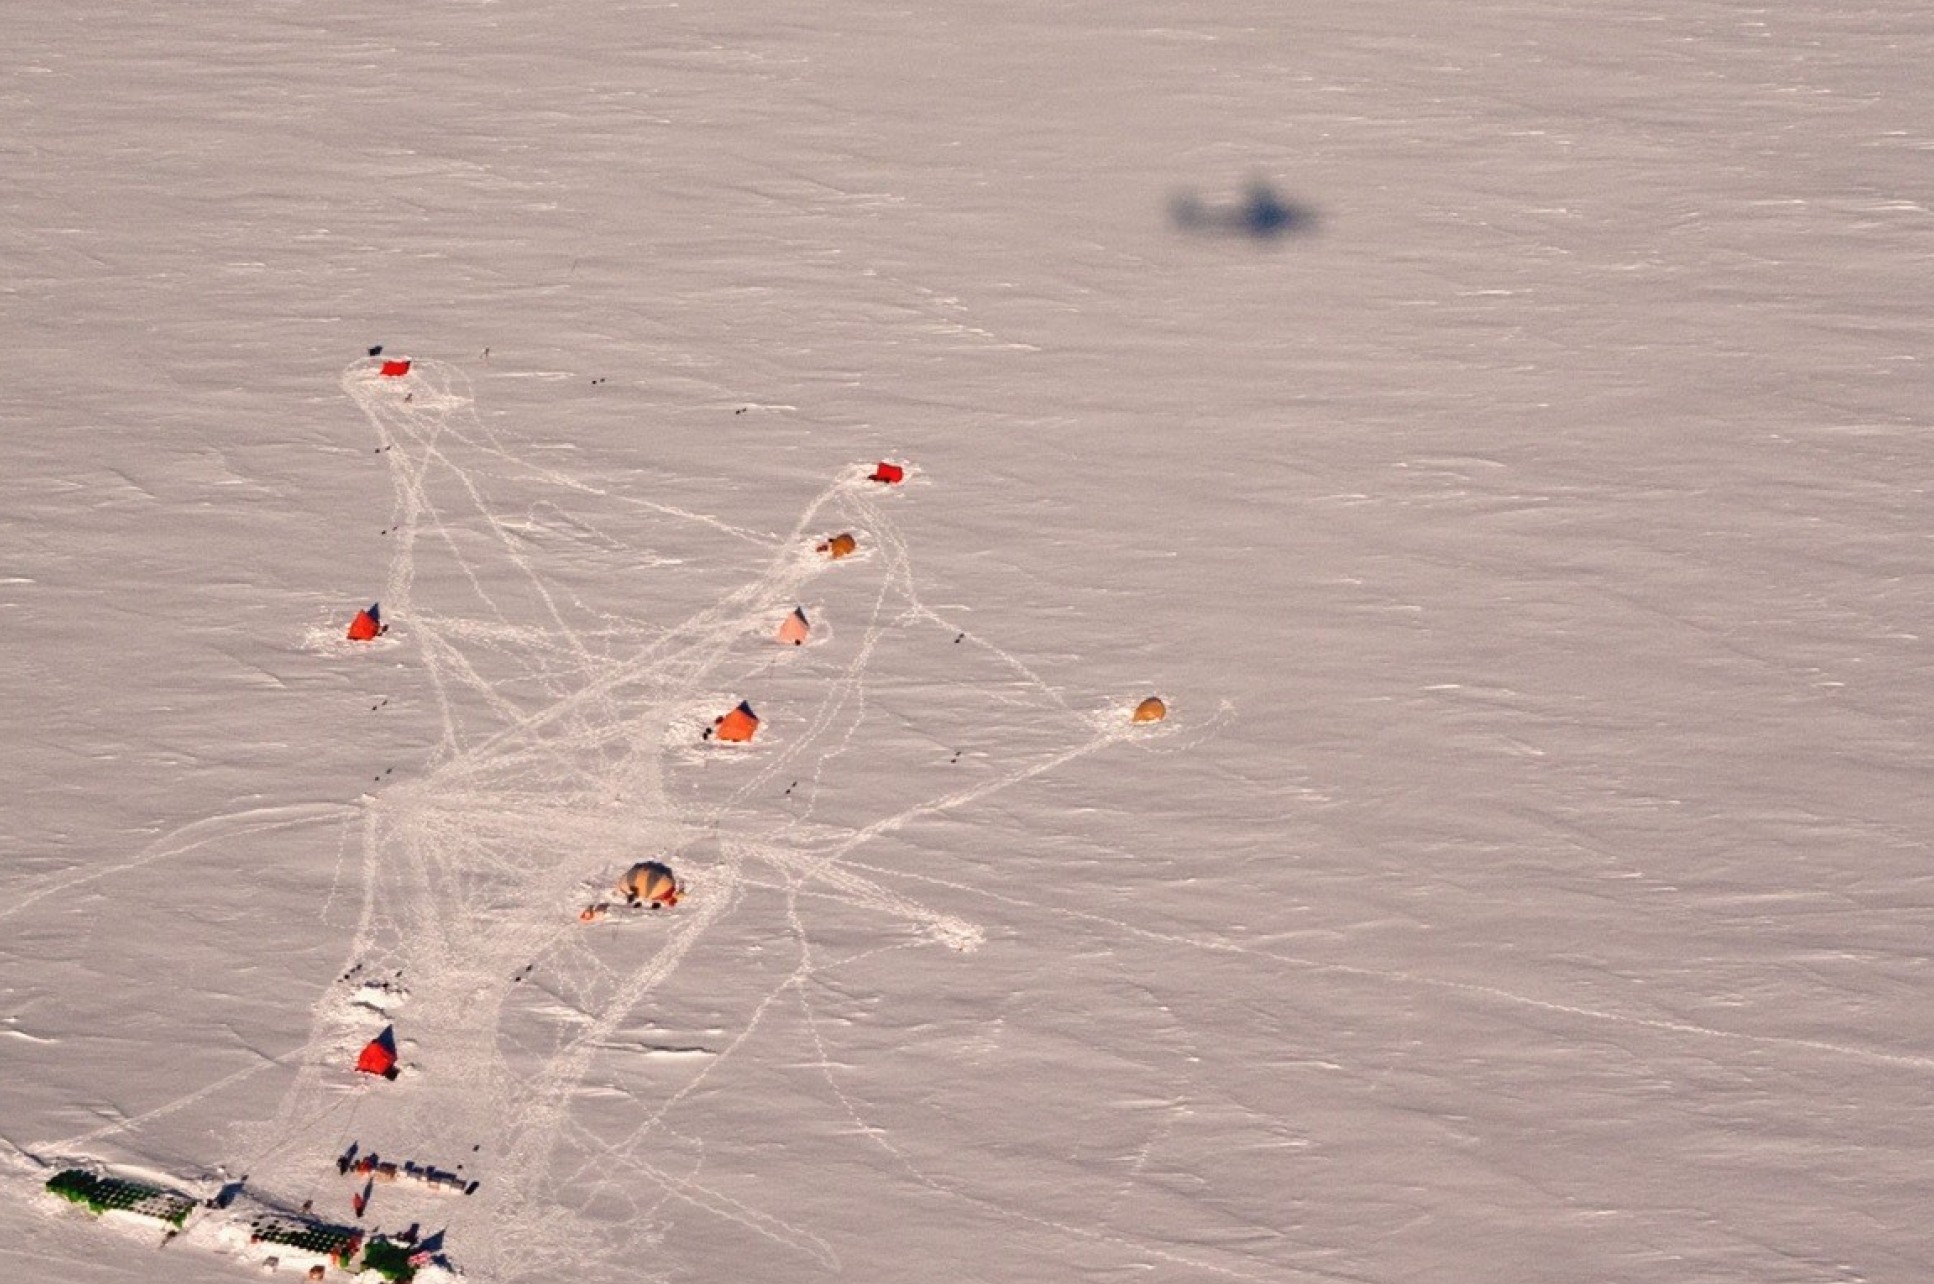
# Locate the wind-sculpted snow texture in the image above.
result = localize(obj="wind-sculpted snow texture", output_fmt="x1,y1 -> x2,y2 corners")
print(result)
6,1 -> 1934,1282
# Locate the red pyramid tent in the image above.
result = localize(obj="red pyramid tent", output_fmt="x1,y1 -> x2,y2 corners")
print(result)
379,359 -> 412,377
868,461 -> 905,484
356,1026 -> 399,1080
347,603 -> 384,642
711,701 -> 759,743
777,607 -> 810,646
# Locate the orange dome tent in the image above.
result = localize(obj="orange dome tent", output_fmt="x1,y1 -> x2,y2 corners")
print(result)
816,532 -> 857,560
1132,696 -> 1167,724
347,603 -> 386,641
777,607 -> 810,646
707,700 -> 759,743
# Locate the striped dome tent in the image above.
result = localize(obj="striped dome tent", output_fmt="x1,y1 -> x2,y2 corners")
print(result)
617,860 -> 680,908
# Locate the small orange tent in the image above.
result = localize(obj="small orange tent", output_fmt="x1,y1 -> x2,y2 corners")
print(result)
817,532 -> 857,559
356,1026 -> 399,1080
1132,696 -> 1167,724
347,603 -> 385,641
708,700 -> 759,743
777,607 -> 810,646
868,461 -> 905,484
379,359 -> 412,377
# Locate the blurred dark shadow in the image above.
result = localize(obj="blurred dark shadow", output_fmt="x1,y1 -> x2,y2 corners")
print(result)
1171,180 -> 1317,240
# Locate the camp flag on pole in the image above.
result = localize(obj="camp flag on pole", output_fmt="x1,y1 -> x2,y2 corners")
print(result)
356,1026 -> 400,1080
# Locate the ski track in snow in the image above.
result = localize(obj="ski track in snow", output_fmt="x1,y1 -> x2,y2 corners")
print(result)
0,802 -> 357,928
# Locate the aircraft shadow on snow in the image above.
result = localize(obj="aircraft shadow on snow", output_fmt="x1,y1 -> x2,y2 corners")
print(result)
1170,179 -> 1318,241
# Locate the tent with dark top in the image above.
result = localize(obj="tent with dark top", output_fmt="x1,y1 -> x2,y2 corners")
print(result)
347,603 -> 385,642
707,701 -> 759,743
356,1026 -> 399,1080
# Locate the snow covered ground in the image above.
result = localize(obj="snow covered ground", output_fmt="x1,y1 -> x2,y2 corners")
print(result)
4,2 -> 1933,1281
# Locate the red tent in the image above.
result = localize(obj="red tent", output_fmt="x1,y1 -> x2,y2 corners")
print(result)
869,461 -> 905,484
356,1026 -> 399,1080
708,701 -> 759,743
347,603 -> 384,642
379,359 -> 412,377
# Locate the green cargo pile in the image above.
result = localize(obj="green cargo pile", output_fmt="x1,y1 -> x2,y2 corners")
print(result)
44,1169 -> 196,1228
248,1213 -> 363,1265
359,1236 -> 420,1282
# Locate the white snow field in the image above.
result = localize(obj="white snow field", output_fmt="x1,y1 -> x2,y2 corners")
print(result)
4,2 -> 1933,1281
